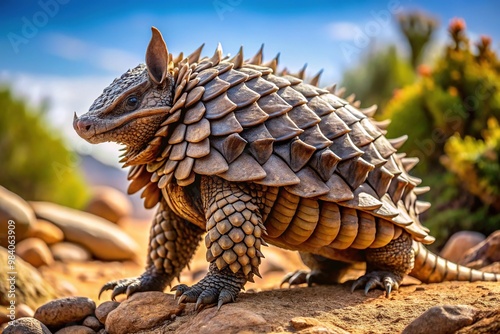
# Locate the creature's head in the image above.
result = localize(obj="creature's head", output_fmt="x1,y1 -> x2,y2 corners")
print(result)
74,27 -> 174,155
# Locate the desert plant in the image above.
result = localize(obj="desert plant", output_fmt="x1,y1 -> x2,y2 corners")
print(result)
381,18 -> 500,243
0,88 -> 89,208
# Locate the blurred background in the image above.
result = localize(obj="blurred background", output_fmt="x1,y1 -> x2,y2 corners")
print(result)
1,0 -> 500,246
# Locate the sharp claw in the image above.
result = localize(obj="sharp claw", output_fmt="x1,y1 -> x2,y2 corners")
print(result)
98,286 -> 108,300
306,274 -> 313,287
126,285 -> 135,298
178,294 -> 187,305
385,282 -> 392,297
171,285 -> 179,292
217,299 -> 224,311
195,299 -> 202,311
364,278 -> 378,295
351,279 -> 363,293
364,284 -> 371,295
280,274 -> 293,288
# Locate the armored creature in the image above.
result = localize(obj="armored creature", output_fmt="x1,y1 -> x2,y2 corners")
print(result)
74,28 -> 499,310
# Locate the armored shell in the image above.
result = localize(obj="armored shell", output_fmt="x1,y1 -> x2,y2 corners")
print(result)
127,43 -> 433,246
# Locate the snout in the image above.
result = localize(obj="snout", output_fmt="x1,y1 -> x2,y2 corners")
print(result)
73,112 -> 96,139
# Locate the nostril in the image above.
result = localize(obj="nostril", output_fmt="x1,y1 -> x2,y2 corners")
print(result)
74,118 -> 94,135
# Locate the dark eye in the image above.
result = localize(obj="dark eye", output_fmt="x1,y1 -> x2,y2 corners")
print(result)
126,96 -> 139,109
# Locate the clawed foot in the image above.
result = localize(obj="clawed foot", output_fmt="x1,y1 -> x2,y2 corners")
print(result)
351,271 -> 401,297
281,270 -> 309,287
281,270 -> 335,287
99,274 -> 167,300
172,265 -> 246,310
281,268 -> 345,288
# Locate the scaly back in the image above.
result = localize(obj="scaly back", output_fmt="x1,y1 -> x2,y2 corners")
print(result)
124,34 -> 433,245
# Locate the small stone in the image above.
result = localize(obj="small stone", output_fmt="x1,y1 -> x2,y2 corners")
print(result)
15,304 -> 34,318
50,242 -> 92,262
440,231 -> 485,263
95,301 -> 120,324
84,186 -> 132,224
3,317 -> 52,334
34,297 -> 96,327
16,238 -> 54,268
83,315 -> 102,331
28,219 -> 64,245
300,325 -> 351,334
55,325 -> 97,334
105,292 -> 185,334
291,317 -> 324,330
176,305 -> 268,334
402,305 -> 479,334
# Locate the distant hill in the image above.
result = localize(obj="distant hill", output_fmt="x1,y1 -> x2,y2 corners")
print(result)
79,154 -> 154,219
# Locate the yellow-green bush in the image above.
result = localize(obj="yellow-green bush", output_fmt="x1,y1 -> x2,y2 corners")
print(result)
381,19 -> 500,243
0,88 -> 89,208
443,118 -> 500,210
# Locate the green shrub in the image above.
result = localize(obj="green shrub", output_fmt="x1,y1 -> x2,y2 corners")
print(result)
381,19 -> 500,243
0,88 -> 89,208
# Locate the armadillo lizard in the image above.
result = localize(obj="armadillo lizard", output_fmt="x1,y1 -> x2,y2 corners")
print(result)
74,27 -> 499,309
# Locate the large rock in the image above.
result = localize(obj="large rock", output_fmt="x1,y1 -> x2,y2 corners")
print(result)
34,297 -> 95,328
16,238 -> 54,268
0,186 -> 36,247
105,292 -> 184,334
2,317 -> 52,334
440,231 -> 485,263
0,247 -> 58,309
176,305 -> 269,334
84,186 -> 132,224
402,305 -> 478,334
30,202 -> 138,261
461,230 -> 500,268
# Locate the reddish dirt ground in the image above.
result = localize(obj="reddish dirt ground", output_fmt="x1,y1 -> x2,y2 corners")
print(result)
39,218 -> 500,333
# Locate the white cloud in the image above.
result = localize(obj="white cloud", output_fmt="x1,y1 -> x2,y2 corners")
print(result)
326,22 -> 360,41
0,71 -> 123,167
43,33 -> 142,73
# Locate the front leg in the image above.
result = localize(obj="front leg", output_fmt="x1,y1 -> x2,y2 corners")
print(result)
173,176 -> 266,309
99,199 -> 204,300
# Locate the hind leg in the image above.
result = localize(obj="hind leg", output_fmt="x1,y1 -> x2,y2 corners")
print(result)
282,252 -> 356,287
351,232 -> 414,297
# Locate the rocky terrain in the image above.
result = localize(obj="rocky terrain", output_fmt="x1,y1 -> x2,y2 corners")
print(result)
1,185 -> 499,333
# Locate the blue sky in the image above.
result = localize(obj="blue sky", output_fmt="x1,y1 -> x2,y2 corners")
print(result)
1,0 -> 499,165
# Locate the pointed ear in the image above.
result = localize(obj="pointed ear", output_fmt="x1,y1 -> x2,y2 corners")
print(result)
146,27 -> 169,85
